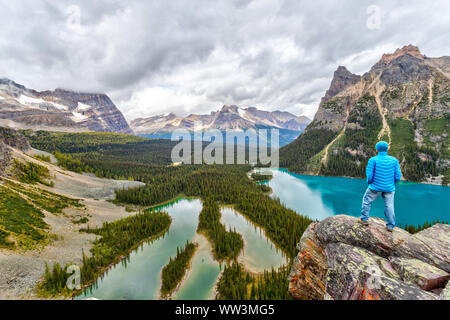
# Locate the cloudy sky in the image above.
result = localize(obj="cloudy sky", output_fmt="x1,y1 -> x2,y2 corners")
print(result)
1,0 -> 449,120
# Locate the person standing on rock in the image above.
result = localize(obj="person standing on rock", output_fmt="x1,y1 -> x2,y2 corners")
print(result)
359,141 -> 402,232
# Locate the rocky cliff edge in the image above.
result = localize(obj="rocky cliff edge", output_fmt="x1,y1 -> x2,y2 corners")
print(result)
0,127 -> 30,172
288,215 -> 450,300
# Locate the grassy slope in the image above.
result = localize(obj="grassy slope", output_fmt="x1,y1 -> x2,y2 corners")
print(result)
388,118 -> 415,159
0,184 -> 48,249
0,178 -> 84,250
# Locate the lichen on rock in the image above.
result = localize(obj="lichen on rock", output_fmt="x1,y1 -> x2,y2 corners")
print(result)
289,215 -> 450,300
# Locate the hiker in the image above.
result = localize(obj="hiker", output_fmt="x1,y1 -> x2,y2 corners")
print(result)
359,141 -> 402,232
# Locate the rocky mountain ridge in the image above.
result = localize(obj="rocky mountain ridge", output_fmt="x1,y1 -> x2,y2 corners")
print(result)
372,44 -> 425,70
288,215 -> 450,300
131,105 -> 310,146
280,45 -> 450,185
131,105 -> 310,132
0,79 -> 132,134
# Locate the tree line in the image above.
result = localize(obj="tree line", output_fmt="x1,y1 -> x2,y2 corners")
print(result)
40,210 -> 172,296
197,198 -> 243,261
160,240 -> 198,298
216,263 -> 292,300
27,131 -> 314,299
115,165 -> 312,259
403,220 -> 449,234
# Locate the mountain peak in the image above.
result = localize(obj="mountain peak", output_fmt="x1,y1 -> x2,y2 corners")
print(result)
281,45 -> 449,183
321,66 -> 361,103
335,65 -> 352,75
0,78 -> 26,90
373,45 -> 424,69
0,78 -> 132,134
220,105 -> 239,112
131,105 -> 311,145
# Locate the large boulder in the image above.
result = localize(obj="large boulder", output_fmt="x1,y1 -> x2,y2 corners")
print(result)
393,224 -> 450,273
389,257 -> 449,291
289,215 -> 450,300
315,215 -> 410,257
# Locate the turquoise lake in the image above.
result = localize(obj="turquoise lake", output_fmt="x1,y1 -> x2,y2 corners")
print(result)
76,198 -> 285,300
262,169 -> 450,227
76,169 -> 449,299
76,198 -> 204,300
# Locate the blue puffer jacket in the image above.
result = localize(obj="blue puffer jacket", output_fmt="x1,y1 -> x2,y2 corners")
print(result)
366,151 -> 402,192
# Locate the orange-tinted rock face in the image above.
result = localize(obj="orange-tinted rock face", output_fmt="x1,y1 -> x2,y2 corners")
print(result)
321,66 -> 361,105
288,222 -> 327,300
288,215 -> 450,300
372,44 -> 424,69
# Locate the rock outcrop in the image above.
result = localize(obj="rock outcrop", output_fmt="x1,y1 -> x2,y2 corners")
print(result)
0,127 -> 30,152
0,127 -> 30,172
288,215 -> 450,300
321,66 -> 362,104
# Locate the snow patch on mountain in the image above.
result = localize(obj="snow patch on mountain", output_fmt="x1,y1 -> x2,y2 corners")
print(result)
131,105 -> 311,146
16,94 -> 68,110
0,78 -> 133,134
238,107 -> 255,123
77,102 -> 92,110
71,112 -> 89,122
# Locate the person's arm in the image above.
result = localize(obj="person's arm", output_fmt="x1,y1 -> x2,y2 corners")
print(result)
366,158 -> 375,184
394,160 -> 402,183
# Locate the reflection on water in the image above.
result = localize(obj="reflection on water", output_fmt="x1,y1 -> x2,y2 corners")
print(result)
75,168 -> 448,300
172,234 -> 220,300
76,198 -> 287,300
263,169 -> 450,227
76,198 -> 202,300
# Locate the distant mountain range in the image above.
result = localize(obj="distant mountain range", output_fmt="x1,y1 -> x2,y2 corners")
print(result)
131,105 -> 311,146
0,79 -> 132,134
0,79 -> 309,146
280,45 -> 450,185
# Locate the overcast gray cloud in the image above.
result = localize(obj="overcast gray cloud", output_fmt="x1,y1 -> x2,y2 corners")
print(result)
0,0 -> 449,120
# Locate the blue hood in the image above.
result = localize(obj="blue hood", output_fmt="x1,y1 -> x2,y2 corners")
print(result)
376,141 -> 389,152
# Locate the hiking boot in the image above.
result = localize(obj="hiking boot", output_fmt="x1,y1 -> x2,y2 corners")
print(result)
358,218 -> 369,226
386,226 -> 394,232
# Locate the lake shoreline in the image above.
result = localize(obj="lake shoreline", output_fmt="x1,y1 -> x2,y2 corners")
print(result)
258,167 -> 449,227
72,168 -> 448,300
220,205 -> 288,273
210,269 -> 224,300
261,167 -> 448,187
159,242 -> 199,300
172,233 -> 219,300
75,198 -> 207,300
71,220 -> 172,300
